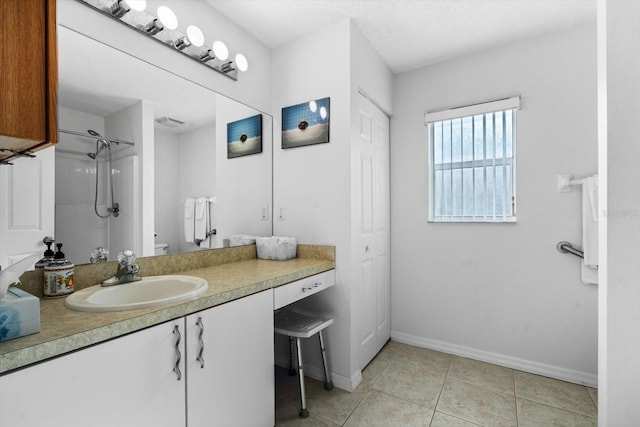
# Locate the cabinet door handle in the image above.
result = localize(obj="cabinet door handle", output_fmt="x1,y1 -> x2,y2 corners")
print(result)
172,325 -> 182,381
196,317 -> 205,369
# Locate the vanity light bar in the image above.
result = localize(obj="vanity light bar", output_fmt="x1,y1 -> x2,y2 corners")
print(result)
76,0 -> 247,81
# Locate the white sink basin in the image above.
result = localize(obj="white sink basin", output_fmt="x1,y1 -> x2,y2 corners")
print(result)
65,275 -> 209,312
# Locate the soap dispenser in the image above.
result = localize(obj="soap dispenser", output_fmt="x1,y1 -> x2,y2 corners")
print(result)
35,238 -> 55,269
43,243 -> 75,298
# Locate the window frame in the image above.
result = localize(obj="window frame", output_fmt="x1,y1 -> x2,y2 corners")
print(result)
425,97 -> 519,223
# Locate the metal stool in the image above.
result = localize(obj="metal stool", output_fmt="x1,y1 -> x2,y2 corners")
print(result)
274,308 -> 334,418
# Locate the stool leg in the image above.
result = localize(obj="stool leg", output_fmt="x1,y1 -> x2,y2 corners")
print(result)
295,337 -> 309,418
288,336 -> 296,376
318,330 -> 334,390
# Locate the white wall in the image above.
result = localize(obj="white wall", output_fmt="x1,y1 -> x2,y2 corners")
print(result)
154,130 -> 179,252
602,1 -> 640,423
105,101 -> 151,257
272,19 -> 353,387
108,155 -> 139,260
349,24 -> 393,115
272,19 -> 393,390
215,96 -> 272,244
177,123 -> 217,252
57,0 -> 272,113
391,25 -> 598,385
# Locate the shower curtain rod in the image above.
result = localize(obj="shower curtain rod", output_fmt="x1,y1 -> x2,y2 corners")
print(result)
59,129 -> 135,147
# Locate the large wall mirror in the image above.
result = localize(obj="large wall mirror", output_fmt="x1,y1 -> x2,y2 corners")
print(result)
56,25 -> 273,265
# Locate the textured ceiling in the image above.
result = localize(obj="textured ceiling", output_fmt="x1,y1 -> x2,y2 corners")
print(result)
205,0 -> 596,74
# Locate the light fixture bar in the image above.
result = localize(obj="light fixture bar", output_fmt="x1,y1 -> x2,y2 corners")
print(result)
76,0 -> 243,81
110,0 -> 130,18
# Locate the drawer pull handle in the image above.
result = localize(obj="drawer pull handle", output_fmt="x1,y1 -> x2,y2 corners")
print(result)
196,317 -> 205,369
173,325 -> 182,381
301,282 -> 322,292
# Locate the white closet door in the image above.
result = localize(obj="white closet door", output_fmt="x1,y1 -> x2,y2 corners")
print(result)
373,102 -> 391,354
355,93 -> 390,369
0,146 -> 54,268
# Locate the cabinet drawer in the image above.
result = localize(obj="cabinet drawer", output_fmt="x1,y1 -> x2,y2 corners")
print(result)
274,270 -> 335,309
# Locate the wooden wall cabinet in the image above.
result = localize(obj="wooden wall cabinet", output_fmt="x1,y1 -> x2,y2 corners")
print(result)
0,0 -> 57,164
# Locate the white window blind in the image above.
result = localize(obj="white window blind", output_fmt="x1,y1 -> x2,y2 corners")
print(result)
426,97 -> 519,222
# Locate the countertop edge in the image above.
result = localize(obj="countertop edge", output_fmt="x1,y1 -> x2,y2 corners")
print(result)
0,260 -> 335,375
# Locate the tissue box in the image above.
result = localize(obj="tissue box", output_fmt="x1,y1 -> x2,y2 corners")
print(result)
0,288 -> 41,342
256,236 -> 297,261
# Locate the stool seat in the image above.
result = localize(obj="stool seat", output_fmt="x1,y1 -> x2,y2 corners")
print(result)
275,308 -> 334,338
274,308 -> 334,418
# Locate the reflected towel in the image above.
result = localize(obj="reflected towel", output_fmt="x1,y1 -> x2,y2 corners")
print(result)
581,175 -> 598,284
581,265 -> 598,285
226,234 -> 257,247
184,198 -> 195,243
194,197 -> 208,241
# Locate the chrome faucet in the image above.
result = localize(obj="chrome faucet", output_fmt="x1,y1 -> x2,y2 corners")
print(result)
102,250 -> 141,286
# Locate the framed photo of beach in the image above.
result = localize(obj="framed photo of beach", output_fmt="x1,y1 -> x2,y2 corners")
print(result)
281,97 -> 330,149
227,114 -> 263,158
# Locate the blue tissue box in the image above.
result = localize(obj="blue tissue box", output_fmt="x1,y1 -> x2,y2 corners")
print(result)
0,288 -> 41,342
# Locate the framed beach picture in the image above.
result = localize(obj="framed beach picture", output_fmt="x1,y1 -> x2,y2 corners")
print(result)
227,114 -> 263,158
281,97 -> 330,149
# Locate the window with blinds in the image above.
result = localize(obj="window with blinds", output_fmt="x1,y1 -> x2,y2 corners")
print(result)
426,97 -> 519,222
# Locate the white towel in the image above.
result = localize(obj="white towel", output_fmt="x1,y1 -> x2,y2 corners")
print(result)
184,198 -> 195,243
581,175 -> 598,284
581,265 -> 598,285
194,197 -> 208,242
226,234 -> 257,247
256,236 -> 297,260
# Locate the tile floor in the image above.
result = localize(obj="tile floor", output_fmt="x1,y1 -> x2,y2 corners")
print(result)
275,341 -> 598,426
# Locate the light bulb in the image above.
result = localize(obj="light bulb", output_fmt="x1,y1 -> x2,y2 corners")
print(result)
186,25 -> 205,47
235,53 -> 248,72
213,41 -> 229,61
157,6 -> 178,30
126,0 -> 146,11
309,100 -> 317,112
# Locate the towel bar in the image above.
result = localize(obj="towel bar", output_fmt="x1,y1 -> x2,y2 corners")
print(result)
557,241 -> 584,259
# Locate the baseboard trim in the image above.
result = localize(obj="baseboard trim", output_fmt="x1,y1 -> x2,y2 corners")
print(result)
274,354 -> 361,392
390,331 -> 597,388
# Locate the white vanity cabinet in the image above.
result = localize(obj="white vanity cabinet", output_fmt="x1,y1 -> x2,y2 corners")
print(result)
0,289 -> 275,427
0,317 -> 186,427
186,289 -> 274,427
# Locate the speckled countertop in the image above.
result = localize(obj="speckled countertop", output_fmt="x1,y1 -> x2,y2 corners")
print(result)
0,244 -> 335,375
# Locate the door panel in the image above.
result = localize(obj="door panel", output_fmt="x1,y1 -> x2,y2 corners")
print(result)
374,105 -> 391,352
0,319 -> 186,427
186,290 -> 274,427
355,94 -> 390,369
0,146 -> 54,268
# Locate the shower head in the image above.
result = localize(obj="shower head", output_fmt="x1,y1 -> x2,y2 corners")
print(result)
87,136 -> 110,160
87,129 -> 101,137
